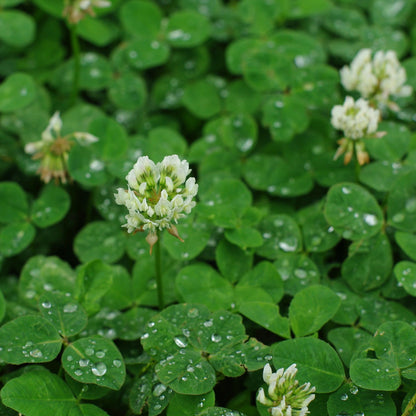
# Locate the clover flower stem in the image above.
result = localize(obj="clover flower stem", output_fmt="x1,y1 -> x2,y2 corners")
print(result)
154,231 -> 164,310
355,159 -> 361,181
69,23 -> 81,105
402,391 -> 416,416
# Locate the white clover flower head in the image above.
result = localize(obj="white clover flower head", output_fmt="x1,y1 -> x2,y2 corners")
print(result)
257,363 -> 315,416
114,154 -> 198,253
331,96 -> 380,140
340,48 -> 412,109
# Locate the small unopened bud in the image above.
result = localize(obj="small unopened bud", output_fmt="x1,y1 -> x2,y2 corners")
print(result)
146,233 -> 159,255
168,225 -> 184,242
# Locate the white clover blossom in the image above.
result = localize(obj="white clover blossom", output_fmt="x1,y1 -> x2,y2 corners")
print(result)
331,96 -> 380,140
24,111 -> 99,184
63,0 -> 111,23
114,155 -> 198,253
340,48 -> 412,109
257,363 -> 315,416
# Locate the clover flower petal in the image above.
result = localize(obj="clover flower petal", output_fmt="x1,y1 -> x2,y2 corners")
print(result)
257,363 -> 315,416
331,96 -> 380,140
340,48 -> 412,109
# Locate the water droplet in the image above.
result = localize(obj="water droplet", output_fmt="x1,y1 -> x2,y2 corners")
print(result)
363,213 -> 378,226
187,365 -> 195,373
113,359 -> 122,368
211,334 -> 222,343
340,393 -> 349,401
342,230 -> 352,239
294,268 -> 307,278
350,385 -> 359,395
153,383 -> 167,397
96,351 -> 105,359
41,301 -> 52,309
182,328 -> 191,337
91,362 -> 107,376
174,336 -> 188,348
74,369 -> 83,376
406,197 -> 416,213
187,308 -> 199,318
29,349 -> 43,358
341,187 -> 351,194
203,319 -> 213,327
85,348 -> 95,356
168,29 -> 191,41
392,212 -> 405,223
278,241 -> 297,252
79,359 -> 90,367
63,303 -> 78,313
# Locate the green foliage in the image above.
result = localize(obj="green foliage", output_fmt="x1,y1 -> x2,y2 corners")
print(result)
0,0 -> 416,415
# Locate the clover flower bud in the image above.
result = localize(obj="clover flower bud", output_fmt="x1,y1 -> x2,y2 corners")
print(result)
24,112 -> 99,184
257,363 -> 315,416
114,155 -> 198,254
340,48 -> 412,110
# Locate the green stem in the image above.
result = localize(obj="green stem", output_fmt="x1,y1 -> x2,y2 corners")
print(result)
154,232 -> 164,310
69,23 -> 81,105
402,392 -> 416,416
354,160 -> 361,182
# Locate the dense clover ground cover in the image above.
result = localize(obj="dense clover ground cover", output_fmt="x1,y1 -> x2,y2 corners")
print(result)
1,0 -> 416,415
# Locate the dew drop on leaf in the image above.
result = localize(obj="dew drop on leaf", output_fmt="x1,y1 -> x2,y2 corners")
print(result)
96,350 -> 106,358
63,303 -> 78,313
211,334 -> 222,343
29,349 -> 43,358
406,197 -> 416,213
363,214 -> 378,226
392,213 -> 405,223
79,359 -> 90,367
174,336 -> 188,348
153,383 -> 167,397
91,362 -> 107,376
85,348 -> 95,356
113,359 -> 122,368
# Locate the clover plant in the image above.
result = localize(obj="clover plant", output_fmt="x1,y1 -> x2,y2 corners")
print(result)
1,0 -> 416,416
